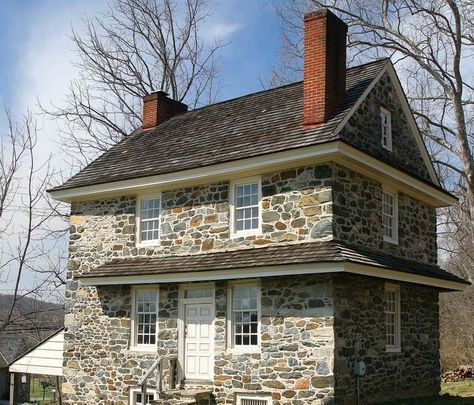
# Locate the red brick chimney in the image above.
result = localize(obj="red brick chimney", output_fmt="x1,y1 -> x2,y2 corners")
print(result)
303,9 -> 348,127
142,91 -> 188,130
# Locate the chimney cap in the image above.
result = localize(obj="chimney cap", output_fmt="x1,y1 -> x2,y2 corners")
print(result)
143,90 -> 170,101
304,9 -> 347,31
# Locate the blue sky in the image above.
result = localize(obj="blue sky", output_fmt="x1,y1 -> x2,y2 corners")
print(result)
0,0 -> 284,116
0,0 -> 286,293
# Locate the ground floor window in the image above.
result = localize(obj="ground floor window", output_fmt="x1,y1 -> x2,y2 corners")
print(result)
384,283 -> 401,352
229,281 -> 260,350
131,287 -> 159,349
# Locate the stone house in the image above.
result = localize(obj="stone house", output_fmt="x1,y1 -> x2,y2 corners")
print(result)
48,9 -> 469,405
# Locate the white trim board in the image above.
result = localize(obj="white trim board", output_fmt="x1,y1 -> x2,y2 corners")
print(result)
50,141 -> 454,207
79,262 -> 468,291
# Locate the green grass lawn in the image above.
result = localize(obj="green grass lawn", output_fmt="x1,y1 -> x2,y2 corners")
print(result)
383,381 -> 474,404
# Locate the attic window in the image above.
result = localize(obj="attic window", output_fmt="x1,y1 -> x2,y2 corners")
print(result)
380,107 -> 392,151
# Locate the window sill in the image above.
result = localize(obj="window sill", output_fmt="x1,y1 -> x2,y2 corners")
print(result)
386,347 -> 401,353
231,231 -> 260,239
126,346 -> 158,354
226,347 -> 261,355
383,236 -> 399,245
136,241 -> 161,248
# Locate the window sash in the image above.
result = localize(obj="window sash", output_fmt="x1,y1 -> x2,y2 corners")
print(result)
380,108 -> 392,150
233,181 -> 260,234
384,285 -> 400,350
134,289 -> 158,347
139,197 -> 161,243
382,191 -> 397,243
231,284 -> 259,348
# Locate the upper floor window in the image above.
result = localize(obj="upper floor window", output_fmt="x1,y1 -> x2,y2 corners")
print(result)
380,107 -> 392,151
231,178 -> 261,235
131,288 -> 159,350
229,282 -> 260,351
385,283 -> 401,352
137,195 -> 161,244
382,188 -> 398,244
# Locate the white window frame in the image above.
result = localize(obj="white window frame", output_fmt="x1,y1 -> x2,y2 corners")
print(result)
129,388 -> 157,405
130,287 -> 159,352
136,192 -> 162,247
385,283 -> 401,353
226,280 -> 261,354
229,177 -> 262,237
236,394 -> 272,405
382,187 -> 398,245
380,107 -> 392,151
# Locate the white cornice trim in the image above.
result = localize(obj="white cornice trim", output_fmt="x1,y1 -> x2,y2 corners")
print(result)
50,141 -> 454,207
78,261 -> 468,291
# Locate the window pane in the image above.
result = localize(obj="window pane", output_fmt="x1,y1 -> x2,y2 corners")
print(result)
136,290 -> 157,346
234,182 -> 259,232
140,198 -> 160,242
233,285 -> 259,347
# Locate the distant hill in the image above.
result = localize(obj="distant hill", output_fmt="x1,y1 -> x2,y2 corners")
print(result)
0,294 -> 64,365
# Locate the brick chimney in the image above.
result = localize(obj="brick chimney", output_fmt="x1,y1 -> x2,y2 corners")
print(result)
303,9 -> 348,127
142,91 -> 188,130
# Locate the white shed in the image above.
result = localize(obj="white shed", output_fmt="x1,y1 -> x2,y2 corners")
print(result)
9,329 -> 64,377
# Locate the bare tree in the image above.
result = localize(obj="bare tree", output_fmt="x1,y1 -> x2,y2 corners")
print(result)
274,1 -> 473,223
273,0 -> 474,369
0,110 -> 64,334
43,0 -> 226,167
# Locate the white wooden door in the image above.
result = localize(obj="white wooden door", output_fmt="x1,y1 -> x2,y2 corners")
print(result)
184,303 -> 213,380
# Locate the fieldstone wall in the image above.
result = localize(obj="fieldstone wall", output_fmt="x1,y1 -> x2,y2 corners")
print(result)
340,72 -> 434,184
62,283 -> 178,404
62,275 -> 336,405
332,165 -> 438,264
333,273 -> 440,404
213,275 -> 335,405
68,164 -> 334,277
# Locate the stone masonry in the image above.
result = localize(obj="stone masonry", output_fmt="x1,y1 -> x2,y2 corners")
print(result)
333,274 -> 440,404
63,74 -> 443,404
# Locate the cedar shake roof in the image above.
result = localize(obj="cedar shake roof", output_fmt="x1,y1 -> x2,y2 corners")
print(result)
78,240 -> 468,286
51,59 -> 389,192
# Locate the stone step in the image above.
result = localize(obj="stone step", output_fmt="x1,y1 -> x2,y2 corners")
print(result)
151,400 -> 195,405
154,389 -> 213,405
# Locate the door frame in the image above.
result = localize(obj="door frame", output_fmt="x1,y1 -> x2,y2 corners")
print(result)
178,282 -> 215,383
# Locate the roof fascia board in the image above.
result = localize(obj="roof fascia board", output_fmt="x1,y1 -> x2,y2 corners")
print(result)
335,143 -> 456,206
385,64 -> 440,186
79,261 -> 467,291
333,60 -> 389,135
50,141 -> 454,207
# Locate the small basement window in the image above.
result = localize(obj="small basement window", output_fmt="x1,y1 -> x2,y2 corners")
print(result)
137,195 -> 161,245
236,394 -> 272,405
380,107 -> 392,151
130,388 -> 157,405
385,283 -> 401,352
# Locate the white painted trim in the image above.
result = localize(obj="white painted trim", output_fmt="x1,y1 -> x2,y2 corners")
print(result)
130,286 -> 160,351
385,64 -> 440,186
236,393 -> 272,405
136,193 -> 162,247
380,107 -> 392,151
382,186 -> 399,245
384,283 -> 401,352
50,141 -> 454,207
226,280 -> 261,353
129,387 -> 158,405
80,261 -> 468,291
178,283 -> 215,382
229,176 -> 262,237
